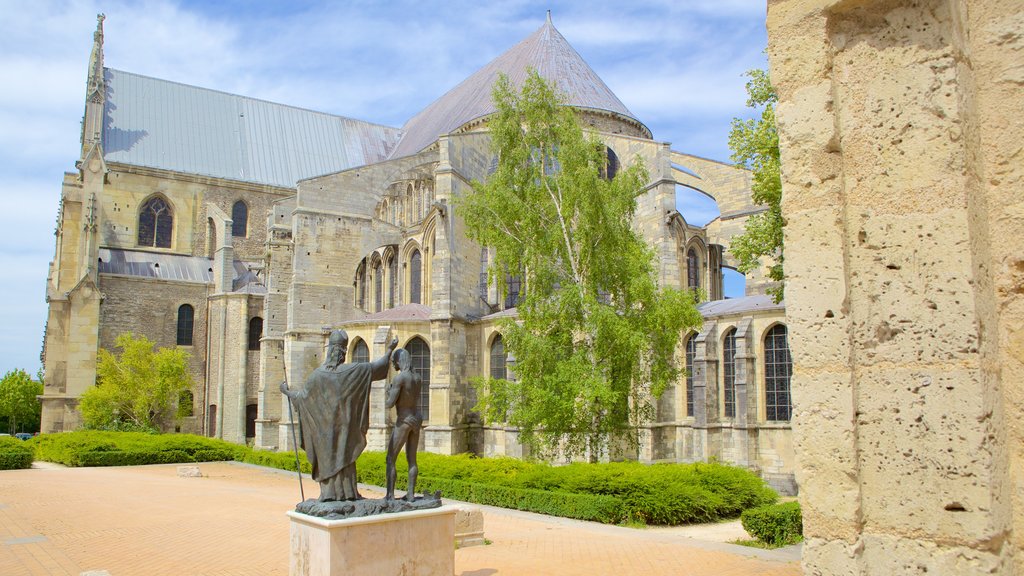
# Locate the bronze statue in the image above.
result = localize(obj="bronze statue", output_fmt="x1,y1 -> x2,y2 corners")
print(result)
281,330 -> 397,501
384,348 -> 423,501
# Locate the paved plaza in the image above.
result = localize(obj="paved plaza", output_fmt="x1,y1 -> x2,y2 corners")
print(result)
0,462 -> 800,575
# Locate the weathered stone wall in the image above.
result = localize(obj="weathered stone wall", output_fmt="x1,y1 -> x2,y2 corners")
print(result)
768,0 -> 1022,572
98,275 -> 209,420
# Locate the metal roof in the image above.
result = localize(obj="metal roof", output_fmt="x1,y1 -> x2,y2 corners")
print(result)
102,69 -> 402,188
98,248 -> 264,294
697,295 -> 785,319
389,17 -> 644,159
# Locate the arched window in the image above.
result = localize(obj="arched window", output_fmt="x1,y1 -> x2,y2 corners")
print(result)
176,304 -> 194,346
687,248 -> 700,291
764,325 -> 792,422
505,274 -> 522,309
685,334 -> 697,418
479,248 -> 489,300
138,196 -> 173,248
409,250 -> 422,304
373,260 -> 383,313
355,260 -> 366,310
351,338 -> 369,364
245,404 -> 257,439
722,328 -> 737,418
248,317 -> 263,351
599,146 -> 619,180
388,256 -> 397,309
490,334 -> 506,380
231,200 -> 248,237
407,337 -> 430,420
178,390 -> 194,417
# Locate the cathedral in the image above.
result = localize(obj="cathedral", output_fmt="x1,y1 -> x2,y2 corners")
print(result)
43,14 -> 796,494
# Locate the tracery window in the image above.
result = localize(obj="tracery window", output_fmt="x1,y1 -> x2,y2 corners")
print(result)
722,328 -> 736,418
373,260 -> 383,313
409,250 -> 422,304
685,334 -> 696,418
231,200 -> 248,237
351,338 -> 369,364
388,256 -> 397,309
479,248 -> 489,301
764,325 -> 792,422
504,274 -> 522,309
407,337 -> 430,420
490,334 -> 507,380
248,317 -> 263,351
176,304 -> 194,346
138,196 -> 173,248
687,248 -> 700,291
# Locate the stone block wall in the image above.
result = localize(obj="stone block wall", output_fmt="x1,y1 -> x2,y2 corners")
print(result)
768,0 -> 1022,572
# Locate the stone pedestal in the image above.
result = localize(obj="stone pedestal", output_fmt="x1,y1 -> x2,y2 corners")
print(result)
288,505 -> 456,576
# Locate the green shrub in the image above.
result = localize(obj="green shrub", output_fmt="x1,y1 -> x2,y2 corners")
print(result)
741,501 -> 803,546
240,447 -> 311,474
0,436 -> 33,470
29,431 -> 245,467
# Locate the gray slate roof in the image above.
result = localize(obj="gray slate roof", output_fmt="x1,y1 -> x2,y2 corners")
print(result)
389,17 -> 643,159
102,69 -> 402,188
697,294 -> 785,319
98,248 -> 265,294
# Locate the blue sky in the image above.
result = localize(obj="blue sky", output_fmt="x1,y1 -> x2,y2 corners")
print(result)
0,0 -> 767,376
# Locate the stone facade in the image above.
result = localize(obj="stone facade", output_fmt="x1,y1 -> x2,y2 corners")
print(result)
767,0 -> 1022,572
43,15 -> 797,493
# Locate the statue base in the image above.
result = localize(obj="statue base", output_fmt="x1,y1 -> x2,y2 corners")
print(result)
294,491 -> 442,519
287,505 -> 457,576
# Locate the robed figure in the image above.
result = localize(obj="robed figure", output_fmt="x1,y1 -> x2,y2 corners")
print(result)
281,330 -> 397,501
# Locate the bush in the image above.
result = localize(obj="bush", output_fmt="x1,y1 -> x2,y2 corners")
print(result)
355,451 -> 776,526
741,501 -> 803,546
29,431 -> 245,467
0,436 -> 33,469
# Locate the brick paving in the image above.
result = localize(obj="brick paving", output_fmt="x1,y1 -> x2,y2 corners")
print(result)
0,462 -> 800,575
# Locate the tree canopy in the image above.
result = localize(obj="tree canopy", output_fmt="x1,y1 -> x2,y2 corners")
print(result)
0,369 -> 42,434
80,332 -> 193,432
459,70 -> 702,461
728,68 -> 784,302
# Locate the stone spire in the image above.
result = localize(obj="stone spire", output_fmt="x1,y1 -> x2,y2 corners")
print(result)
81,14 -> 106,156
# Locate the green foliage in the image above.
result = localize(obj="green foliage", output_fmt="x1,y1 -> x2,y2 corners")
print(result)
741,501 -> 803,546
0,435 -> 33,469
0,369 -> 43,434
80,333 -> 194,432
459,70 -> 703,461
29,430 -> 245,467
356,451 -> 775,526
728,68 -> 784,302
240,446 -> 311,474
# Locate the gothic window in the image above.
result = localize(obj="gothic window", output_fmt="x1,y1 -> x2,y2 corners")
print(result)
245,404 -> 258,439
248,317 -> 263,351
409,250 -> 422,304
722,328 -> 737,418
685,334 -> 696,418
373,260 -> 383,313
479,248 -> 489,301
355,260 -> 366,310
388,256 -> 397,309
176,304 -> 194,346
490,334 -> 506,380
138,196 -> 173,248
504,274 -> 522,309
687,248 -> 700,291
351,338 -> 369,364
231,200 -> 248,237
764,324 -> 792,422
407,337 -> 430,420
599,146 -> 619,180
179,390 -> 194,417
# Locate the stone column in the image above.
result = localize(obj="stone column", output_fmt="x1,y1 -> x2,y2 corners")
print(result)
692,322 -> 719,462
768,0 -> 1022,573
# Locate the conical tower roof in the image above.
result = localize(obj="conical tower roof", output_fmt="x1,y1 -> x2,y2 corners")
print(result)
389,14 -> 648,159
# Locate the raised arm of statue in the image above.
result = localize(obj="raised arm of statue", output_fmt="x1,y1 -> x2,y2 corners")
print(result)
370,337 -> 399,380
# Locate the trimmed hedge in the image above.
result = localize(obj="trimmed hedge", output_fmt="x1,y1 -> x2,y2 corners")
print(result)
741,501 -> 803,546
355,451 -> 776,525
29,431 -> 246,467
0,436 -> 33,470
